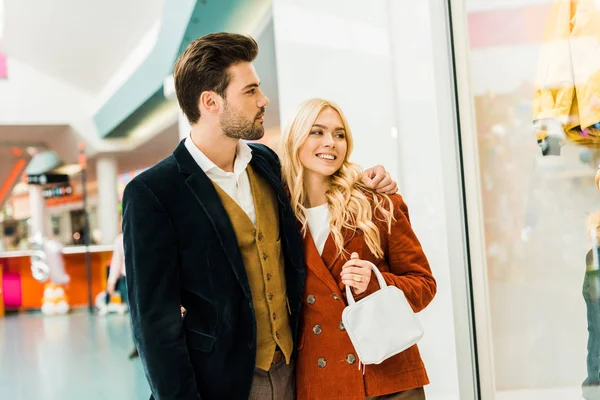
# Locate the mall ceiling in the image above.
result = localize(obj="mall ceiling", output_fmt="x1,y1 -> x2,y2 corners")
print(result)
3,0 -> 165,95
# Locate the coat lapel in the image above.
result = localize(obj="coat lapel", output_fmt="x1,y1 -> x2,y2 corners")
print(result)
173,140 -> 251,299
303,229 -> 343,297
248,148 -> 289,210
249,148 -> 301,273
320,226 -> 360,270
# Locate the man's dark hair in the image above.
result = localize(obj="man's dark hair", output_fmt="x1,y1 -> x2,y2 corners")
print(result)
173,32 -> 259,124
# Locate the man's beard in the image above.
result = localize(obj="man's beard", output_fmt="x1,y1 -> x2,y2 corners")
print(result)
220,102 -> 265,141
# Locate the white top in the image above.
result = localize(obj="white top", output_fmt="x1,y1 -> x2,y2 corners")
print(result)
185,134 -> 256,225
306,204 -> 331,255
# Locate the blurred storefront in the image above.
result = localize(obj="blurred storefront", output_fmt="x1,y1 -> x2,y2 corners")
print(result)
451,0 -> 600,398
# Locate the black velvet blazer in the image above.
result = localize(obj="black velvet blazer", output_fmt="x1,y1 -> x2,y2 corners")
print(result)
122,140 -> 306,400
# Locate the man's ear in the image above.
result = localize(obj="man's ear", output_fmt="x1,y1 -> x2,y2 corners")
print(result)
199,91 -> 221,115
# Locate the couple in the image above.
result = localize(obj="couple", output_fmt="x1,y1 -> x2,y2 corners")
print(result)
122,33 -> 436,400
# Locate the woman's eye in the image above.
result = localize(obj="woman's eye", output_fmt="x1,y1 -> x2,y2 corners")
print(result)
335,133 -> 345,139
310,131 -> 322,135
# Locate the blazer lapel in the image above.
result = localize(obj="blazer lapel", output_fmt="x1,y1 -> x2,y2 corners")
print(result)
321,227 -> 360,270
173,140 -> 251,299
248,150 -> 289,209
249,149 -> 301,273
303,229 -> 343,297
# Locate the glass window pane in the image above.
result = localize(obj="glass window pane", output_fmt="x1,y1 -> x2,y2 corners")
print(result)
462,1 -> 600,399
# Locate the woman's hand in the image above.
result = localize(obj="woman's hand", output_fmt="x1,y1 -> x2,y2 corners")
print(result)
341,252 -> 373,295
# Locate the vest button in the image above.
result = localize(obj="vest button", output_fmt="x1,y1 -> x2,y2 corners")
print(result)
346,354 -> 356,365
272,312 -> 277,320
339,321 -> 345,331
317,358 -> 327,368
257,232 -> 264,241
262,252 -> 268,261
266,273 -> 272,281
307,295 -> 316,305
275,331 -> 281,339
268,293 -> 274,301
313,325 -> 322,335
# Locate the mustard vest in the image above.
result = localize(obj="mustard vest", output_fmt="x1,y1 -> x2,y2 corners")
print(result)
211,164 -> 293,371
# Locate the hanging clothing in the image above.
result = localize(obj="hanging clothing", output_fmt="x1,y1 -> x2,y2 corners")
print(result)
533,0 -> 600,148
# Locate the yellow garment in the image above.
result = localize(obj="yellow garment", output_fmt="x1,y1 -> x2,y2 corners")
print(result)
211,165 -> 293,371
533,0 -> 600,147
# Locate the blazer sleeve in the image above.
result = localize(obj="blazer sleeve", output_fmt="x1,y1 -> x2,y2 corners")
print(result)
355,195 -> 436,311
123,179 -> 201,400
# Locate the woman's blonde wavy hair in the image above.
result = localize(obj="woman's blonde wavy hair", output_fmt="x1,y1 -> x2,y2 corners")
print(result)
280,98 -> 395,259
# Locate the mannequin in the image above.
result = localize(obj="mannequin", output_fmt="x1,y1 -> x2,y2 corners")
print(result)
583,212 -> 600,399
29,231 -> 71,316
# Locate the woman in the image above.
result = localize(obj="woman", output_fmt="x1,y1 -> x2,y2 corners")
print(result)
280,99 -> 437,400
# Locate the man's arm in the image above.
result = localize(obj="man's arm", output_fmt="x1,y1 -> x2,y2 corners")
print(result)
123,179 -> 200,400
251,143 -> 397,195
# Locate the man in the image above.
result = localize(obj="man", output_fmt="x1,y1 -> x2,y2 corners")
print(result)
123,33 -> 396,400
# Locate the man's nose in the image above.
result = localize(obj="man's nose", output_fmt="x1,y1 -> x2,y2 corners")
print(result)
259,92 -> 270,108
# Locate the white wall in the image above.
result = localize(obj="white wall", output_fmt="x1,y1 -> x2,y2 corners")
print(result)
273,1 -> 472,398
389,1 -> 471,398
272,0 -> 398,176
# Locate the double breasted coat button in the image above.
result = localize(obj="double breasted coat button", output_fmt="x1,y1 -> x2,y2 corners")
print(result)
346,354 -> 356,364
307,295 -> 316,305
317,358 -> 327,368
313,325 -> 322,335
332,294 -> 339,300
339,321 -> 345,331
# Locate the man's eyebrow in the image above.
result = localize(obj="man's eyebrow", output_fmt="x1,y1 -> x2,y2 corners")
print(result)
242,82 -> 260,91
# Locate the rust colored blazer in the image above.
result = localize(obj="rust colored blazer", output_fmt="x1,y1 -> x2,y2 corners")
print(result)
295,194 -> 436,400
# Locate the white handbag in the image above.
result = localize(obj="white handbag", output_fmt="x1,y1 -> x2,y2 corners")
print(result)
342,263 -> 424,369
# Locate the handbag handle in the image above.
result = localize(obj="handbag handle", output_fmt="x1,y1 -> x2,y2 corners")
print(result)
345,262 -> 387,305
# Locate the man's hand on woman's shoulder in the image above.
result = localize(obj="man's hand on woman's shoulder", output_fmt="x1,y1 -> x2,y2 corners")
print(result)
362,165 -> 398,195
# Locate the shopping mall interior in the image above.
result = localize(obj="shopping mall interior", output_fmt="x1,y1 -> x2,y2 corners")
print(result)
1,0 -> 600,399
